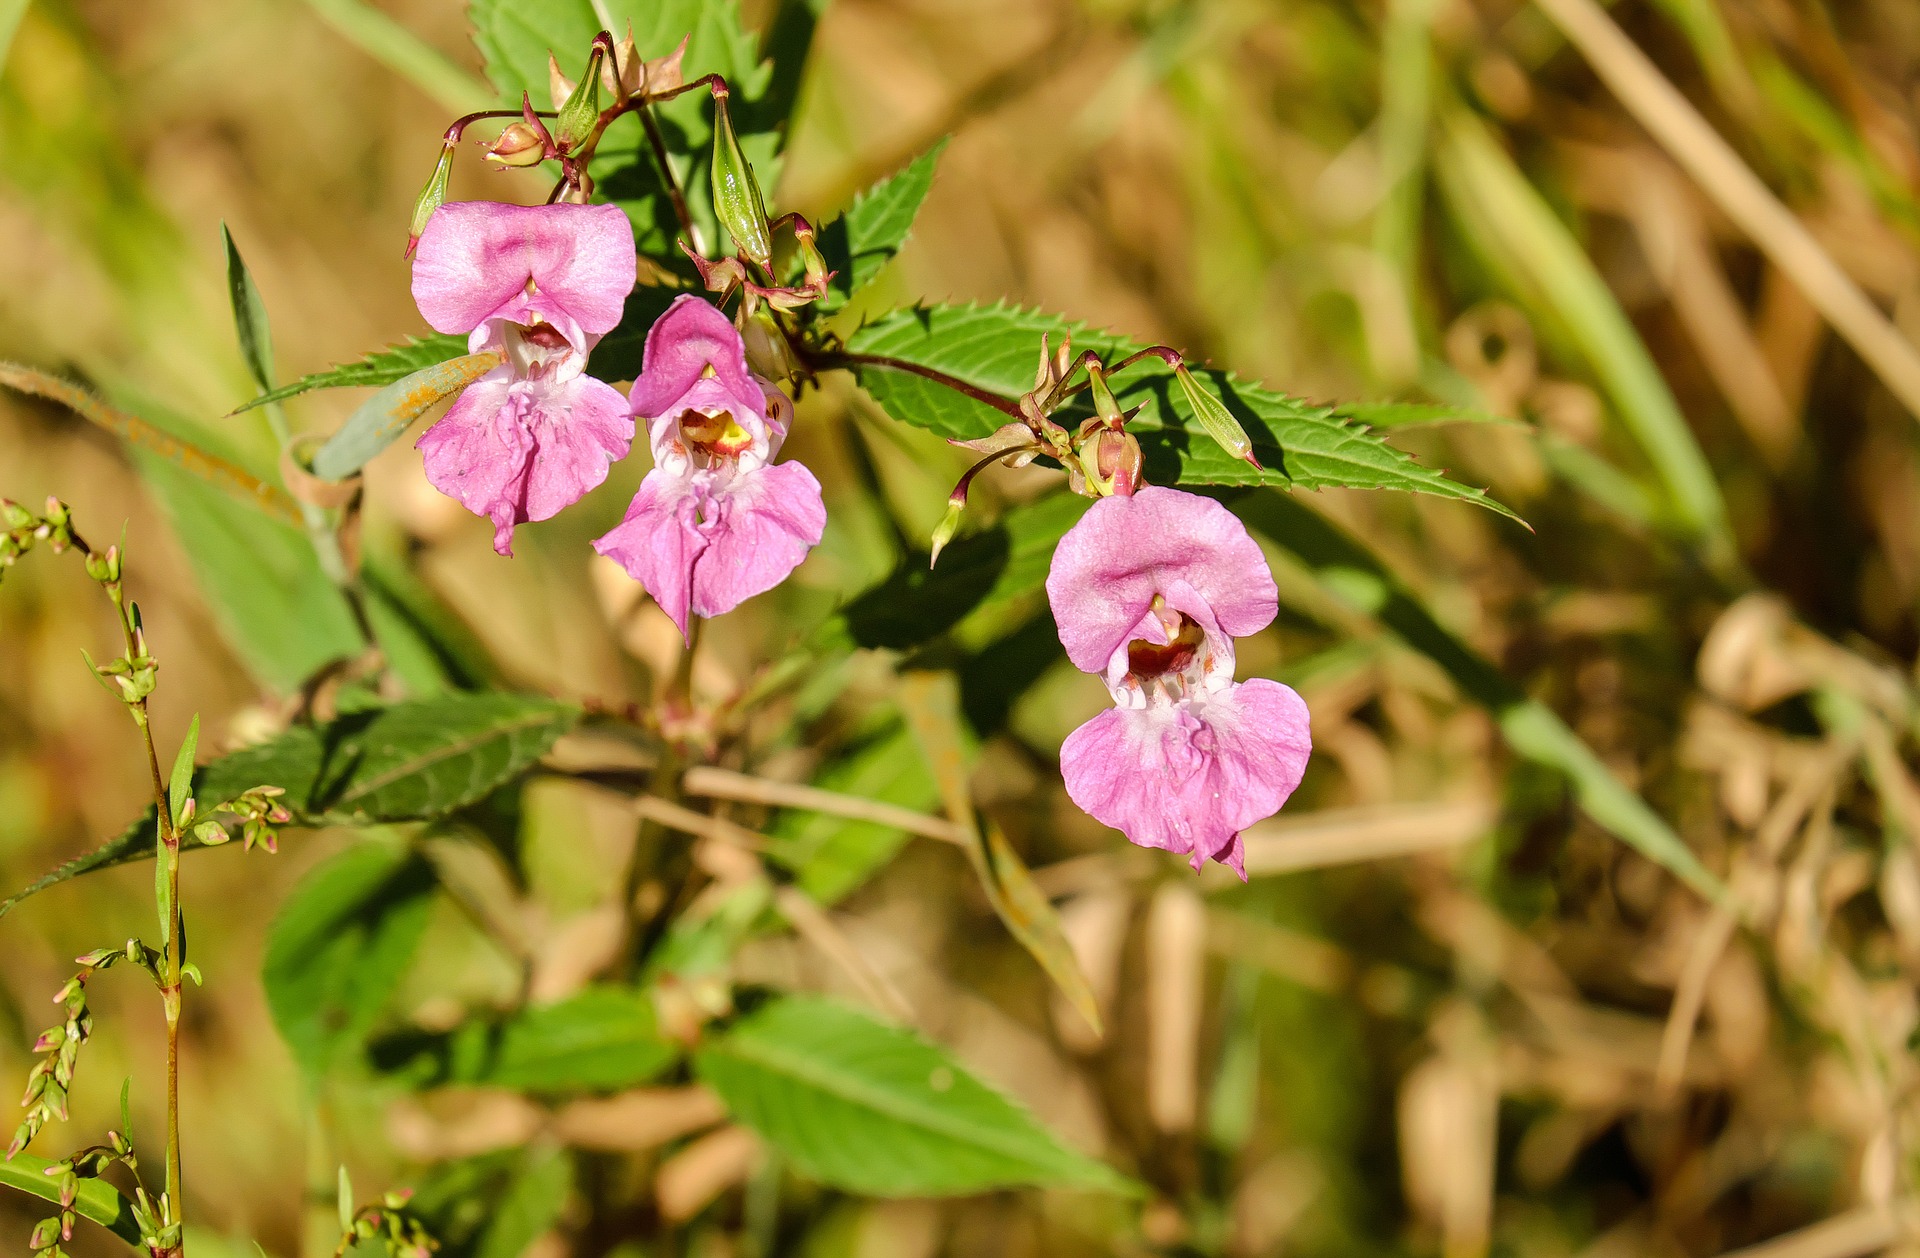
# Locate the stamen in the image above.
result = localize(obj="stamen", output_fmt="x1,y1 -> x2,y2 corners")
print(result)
1125,611 -> 1205,682
679,408 -> 754,459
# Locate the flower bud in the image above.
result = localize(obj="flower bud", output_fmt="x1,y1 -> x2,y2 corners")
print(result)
710,85 -> 773,266
405,142 -> 455,259
929,496 -> 966,569
548,52 -> 575,112
484,122 -> 548,168
1076,425 -> 1143,498
741,307 -> 800,383
1173,363 -> 1261,470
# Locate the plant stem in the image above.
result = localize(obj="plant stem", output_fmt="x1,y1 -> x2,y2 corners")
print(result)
101,550 -> 183,1255
808,351 -> 1027,419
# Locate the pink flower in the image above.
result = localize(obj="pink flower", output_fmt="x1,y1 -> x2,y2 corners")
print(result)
1046,487 -> 1311,877
410,201 -> 637,555
593,295 -> 825,639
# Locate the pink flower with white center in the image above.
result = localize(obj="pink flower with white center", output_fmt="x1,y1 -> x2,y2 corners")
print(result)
1046,486 -> 1311,878
593,295 -> 825,640
410,201 -> 637,555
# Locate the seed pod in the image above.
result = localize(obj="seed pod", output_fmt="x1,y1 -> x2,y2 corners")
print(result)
709,86 -> 772,266
1173,362 -> 1260,470
405,143 -> 456,259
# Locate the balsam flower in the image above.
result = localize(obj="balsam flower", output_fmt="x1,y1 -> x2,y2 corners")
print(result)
1046,486 -> 1311,878
411,201 -> 637,555
593,295 -> 825,639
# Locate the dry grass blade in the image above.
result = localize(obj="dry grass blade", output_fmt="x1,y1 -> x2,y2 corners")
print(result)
0,362 -> 303,524
1215,799 -> 1495,882
1146,883 -> 1204,1134
681,765 -> 965,844
632,793 -> 772,852
773,885 -> 915,1023
1529,0 -> 1920,421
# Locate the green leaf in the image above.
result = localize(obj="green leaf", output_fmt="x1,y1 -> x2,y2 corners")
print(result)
844,304 -> 1517,518
697,996 -> 1133,1196
309,352 -> 504,481
1230,489 -> 1724,899
221,225 -> 274,395
230,333 -> 468,414
1330,401 -> 1525,429
0,1152 -> 143,1244
263,839 -> 437,1082
0,694 -> 580,920
474,1146 -> 572,1258
818,138 -> 948,311
370,987 -> 677,1093
168,714 -> 200,831
764,721 -> 938,904
133,448 -> 364,692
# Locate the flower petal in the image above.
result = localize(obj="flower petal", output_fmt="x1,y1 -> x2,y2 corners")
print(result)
629,295 -> 766,428
1059,678 -> 1310,877
412,202 -> 635,337
520,375 -> 633,523
593,468 -> 702,638
418,371 -> 632,557
689,459 -> 826,620
1045,486 -> 1278,675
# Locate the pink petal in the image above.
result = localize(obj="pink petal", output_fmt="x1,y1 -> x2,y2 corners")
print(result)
1059,679 -> 1311,878
689,460 -> 826,620
593,468 -> 702,637
412,202 -> 635,337
593,460 -> 826,640
1045,487 -> 1278,675
629,295 -> 766,428
417,371 -> 633,556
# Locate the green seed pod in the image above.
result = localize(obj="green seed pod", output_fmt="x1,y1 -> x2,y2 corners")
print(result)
709,86 -> 773,266
405,143 -> 456,259
1173,363 -> 1260,470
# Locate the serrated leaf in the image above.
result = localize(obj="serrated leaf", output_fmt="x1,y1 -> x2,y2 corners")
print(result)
370,987 -> 677,1093
0,694 -> 580,920
263,839 -> 437,1082
1331,401 -> 1526,429
230,333 -> 468,414
696,995 -> 1133,1196
309,351 -> 504,481
818,138 -> 948,311
845,304 -> 1518,518
0,1153 -> 142,1244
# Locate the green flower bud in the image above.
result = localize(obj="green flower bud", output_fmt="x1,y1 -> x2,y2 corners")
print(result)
484,122 -> 548,168
709,85 -> 772,266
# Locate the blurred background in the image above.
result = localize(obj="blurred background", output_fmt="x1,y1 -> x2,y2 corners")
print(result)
5,0 -> 1920,1254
